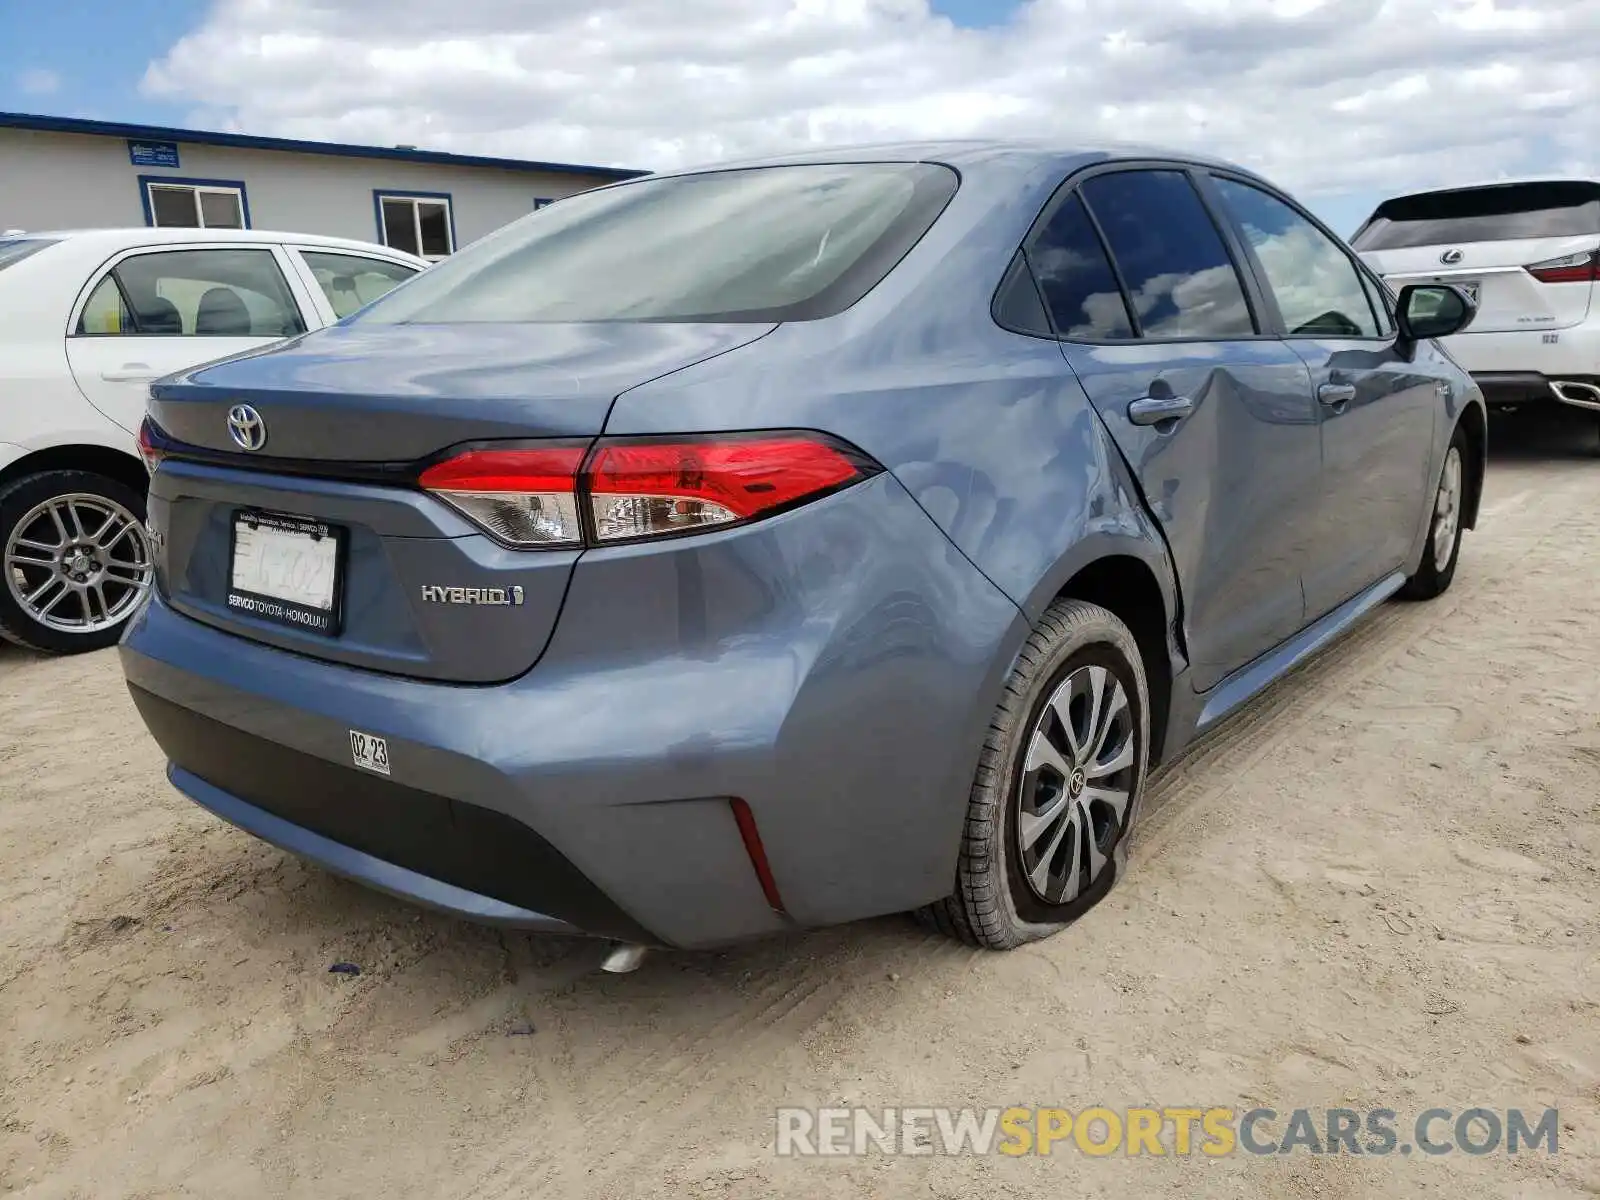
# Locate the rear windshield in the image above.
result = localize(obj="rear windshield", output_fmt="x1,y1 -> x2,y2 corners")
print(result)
0,238 -> 57,272
1352,182 -> 1600,250
353,162 -> 958,324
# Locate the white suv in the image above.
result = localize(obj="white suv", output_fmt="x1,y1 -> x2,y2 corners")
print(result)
0,228 -> 425,653
1352,179 -> 1600,430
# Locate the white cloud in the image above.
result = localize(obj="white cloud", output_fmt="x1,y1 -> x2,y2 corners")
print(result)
18,68 -> 61,96
141,0 -> 1599,199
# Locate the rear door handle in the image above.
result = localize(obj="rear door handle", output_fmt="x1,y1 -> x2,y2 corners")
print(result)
101,363 -> 161,383
1127,395 -> 1195,426
1318,382 -> 1357,406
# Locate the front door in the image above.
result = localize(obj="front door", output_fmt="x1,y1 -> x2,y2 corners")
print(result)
1203,175 -> 1440,619
65,244 -> 309,435
1033,167 -> 1322,691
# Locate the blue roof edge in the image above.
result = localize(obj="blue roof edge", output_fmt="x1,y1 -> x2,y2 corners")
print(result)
0,110 -> 649,181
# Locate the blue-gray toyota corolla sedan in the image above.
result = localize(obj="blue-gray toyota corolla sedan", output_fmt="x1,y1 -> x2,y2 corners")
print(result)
121,141 -> 1486,952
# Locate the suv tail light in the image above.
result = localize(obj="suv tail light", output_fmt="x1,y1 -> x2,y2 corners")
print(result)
1525,250 -> 1598,284
419,433 -> 879,549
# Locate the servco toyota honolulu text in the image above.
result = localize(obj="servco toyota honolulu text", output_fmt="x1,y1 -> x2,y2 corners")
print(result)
123,140 -> 1484,955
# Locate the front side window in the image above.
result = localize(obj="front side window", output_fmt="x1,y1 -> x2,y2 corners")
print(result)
1026,192 -> 1134,339
145,181 -> 247,229
354,162 -> 959,325
1212,177 -> 1379,338
76,248 -> 305,338
1359,269 -> 1395,337
1081,171 -> 1256,339
378,194 -> 453,259
301,251 -> 419,318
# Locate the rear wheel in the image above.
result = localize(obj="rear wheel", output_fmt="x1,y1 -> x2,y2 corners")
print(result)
1399,423 -> 1468,601
0,470 -> 153,654
920,599 -> 1149,949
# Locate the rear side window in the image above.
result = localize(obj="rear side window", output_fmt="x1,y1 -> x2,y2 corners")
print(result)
1027,193 -> 1134,339
1352,182 -> 1600,251
1211,177 -> 1378,337
354,163 -> 959,324
0,238 -> 56,271
1080,171 -> 1256,339
76,248 -> 306,337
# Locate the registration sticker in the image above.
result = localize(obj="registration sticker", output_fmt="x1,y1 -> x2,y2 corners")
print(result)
350,730 -> 391,776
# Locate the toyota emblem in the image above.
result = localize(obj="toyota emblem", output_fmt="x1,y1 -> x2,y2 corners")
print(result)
226,404 -> 267,452
1440,248 -> 1464,265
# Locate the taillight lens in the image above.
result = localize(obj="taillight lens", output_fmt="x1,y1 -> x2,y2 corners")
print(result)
1526,250 -> 1598,284
136,417 -> 165,476
419,445 -> 586,547
418,433 -> 877,548
586,436 -> 871,543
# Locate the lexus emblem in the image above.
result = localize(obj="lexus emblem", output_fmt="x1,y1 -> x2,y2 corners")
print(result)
226,404 -> 267,452
1440,248 -> 1464,265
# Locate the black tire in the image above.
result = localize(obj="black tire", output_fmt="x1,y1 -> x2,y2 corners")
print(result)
1398,422 -> 1469,601
919,598 -> 1150,949
0,470 -> 150,654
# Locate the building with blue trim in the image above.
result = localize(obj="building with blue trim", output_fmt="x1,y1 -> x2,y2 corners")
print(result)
0,111 -> 646,258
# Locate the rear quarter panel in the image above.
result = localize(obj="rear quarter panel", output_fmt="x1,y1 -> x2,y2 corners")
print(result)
603,150 -> 1178,631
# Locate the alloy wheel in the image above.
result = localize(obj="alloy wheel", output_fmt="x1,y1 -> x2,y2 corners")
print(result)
1016,663 -> 1136,905
1432,445 -> 1462,574
3,493 -> 152,635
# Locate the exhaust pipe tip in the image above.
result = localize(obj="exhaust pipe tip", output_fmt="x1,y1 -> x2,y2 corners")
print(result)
599,943 -> 649,974
1550,380 -> 1600,411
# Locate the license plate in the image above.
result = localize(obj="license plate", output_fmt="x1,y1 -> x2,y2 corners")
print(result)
349,729 -> 390,775
228,510 -> 345,635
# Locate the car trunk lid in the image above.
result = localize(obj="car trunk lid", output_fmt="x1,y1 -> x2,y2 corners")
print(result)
145,321 -> 773,683
1360,236 -> 1597,334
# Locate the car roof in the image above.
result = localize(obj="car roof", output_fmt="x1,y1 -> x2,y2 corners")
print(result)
648,137 -> 1263,182
5,226 -> 425,261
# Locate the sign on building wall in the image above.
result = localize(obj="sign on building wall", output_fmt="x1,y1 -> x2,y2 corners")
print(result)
127,139 -> 181,168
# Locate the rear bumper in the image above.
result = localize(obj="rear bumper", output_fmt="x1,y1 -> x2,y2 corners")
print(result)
1472,371 -> 1600,411
119,472 -> 1025,949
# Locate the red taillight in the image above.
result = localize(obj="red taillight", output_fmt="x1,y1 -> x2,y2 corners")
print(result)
136,417 -> 164,476
586,436 -> 869,543
418,433 -> 876,548
418,445 -> 586,547
1526,250 -> 1598,284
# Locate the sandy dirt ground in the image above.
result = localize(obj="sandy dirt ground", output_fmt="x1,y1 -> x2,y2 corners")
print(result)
2,417 -> 1598,1199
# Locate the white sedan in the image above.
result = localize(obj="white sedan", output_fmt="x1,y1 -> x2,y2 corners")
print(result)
0,228 -> 425,653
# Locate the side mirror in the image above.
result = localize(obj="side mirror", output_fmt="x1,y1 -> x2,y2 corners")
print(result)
1396,283 -> 1477,344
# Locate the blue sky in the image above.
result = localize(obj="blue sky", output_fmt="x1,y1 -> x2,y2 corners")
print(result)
0,0 -> 203,124
0,0 -> 1386,234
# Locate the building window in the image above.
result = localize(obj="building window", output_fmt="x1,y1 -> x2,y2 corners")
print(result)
139,176 -> 249,229
375,192 -> 453,259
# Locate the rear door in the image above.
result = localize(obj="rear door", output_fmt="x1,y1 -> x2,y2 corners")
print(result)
1205,173 -> 1440,618
1352,182 -> 1600,334
1038,166 -> 1322,691
65,244 -> 310,434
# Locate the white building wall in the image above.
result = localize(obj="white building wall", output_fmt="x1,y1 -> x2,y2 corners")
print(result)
0,127 -> 617,249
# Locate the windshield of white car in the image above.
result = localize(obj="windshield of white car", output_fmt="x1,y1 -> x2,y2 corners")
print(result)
1352,182 -> 1600,250
351,163 -> 959,324
0,238 -> 58,271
